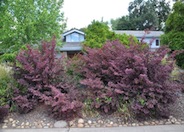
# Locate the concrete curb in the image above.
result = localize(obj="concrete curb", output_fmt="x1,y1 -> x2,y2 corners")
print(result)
1,125 -> 184,132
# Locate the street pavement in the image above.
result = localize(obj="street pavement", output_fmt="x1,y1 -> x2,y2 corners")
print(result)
0,125 -> 184,132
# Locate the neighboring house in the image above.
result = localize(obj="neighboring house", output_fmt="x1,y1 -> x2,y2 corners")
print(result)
114,30 -> 164,50
60,29 -> 164,57
60,28 -> 85,57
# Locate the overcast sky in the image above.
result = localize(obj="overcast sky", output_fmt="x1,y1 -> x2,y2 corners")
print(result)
62,0 -> 174,30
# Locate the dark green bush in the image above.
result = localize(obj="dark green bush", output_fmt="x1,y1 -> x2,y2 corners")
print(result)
161,1 -> 184,69
161,32 -> 184,69
175,53 -> 184,69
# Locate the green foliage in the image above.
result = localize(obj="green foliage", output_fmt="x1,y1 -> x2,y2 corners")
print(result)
165,2 -> 184,33
0,64 -> 13,106
0,0 -> 65,60
83,20 -> 136,48
83,20 -> 112,48
161,1 -> 184,68
111,0 -> 171,30
82,98 -> 99,117
175,53 -> 184,69
111,16 -> 134,30
66,55 -> 83,83
0,53 -> 16,63
161,32 -> 184,50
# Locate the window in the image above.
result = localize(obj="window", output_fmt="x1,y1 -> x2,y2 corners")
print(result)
70,33 -> 79,42
156,39 -> 159,46
66,32 -> 84,42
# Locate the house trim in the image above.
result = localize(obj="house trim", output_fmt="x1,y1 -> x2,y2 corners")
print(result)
62,29 -> 85,37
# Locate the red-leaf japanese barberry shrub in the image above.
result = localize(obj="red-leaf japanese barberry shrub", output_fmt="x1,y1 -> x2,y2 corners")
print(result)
13,39 -> 83,120
80,40 -> 179,119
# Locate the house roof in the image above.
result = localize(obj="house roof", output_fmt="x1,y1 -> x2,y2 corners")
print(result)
114,30 -> 164,38
62,29 -> 85,37
60,42 -> 83,51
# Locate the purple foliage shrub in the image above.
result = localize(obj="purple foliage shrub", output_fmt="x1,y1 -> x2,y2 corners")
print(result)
80,40 -> 179,118
13,39 -> 83,120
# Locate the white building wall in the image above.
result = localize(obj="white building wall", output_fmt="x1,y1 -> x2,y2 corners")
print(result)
138,37 -> 160,49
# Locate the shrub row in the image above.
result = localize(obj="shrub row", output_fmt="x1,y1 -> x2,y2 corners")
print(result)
0,39 -> 182,122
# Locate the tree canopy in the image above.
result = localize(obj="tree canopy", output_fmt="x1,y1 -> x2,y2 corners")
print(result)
111,0 -> 171,31
83,20 -> 136,48
161,1 -> 184,68
0,0 -> 65,61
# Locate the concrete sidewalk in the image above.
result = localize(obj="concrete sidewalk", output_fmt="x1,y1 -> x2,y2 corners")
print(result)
0,125 -> 184,132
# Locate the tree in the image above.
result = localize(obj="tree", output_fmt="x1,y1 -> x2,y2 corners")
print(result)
0,0 -> 65,61
154,0 -> 171,30
111,0 -> 171,31
110,18 -> 119,30
161,1 -> 184,68
83,20 -> 111,48
111,16 -> 135,30
128,0 -> 155,30
83,20 -> 135,48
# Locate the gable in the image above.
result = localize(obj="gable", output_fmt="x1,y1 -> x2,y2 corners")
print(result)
62,29 -> 85,42
63,29 -> 85,37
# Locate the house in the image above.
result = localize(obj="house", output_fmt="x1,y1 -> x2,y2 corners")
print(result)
114,30 -> 164,50
60,29 -> 164,57
60,28 -> 85,57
